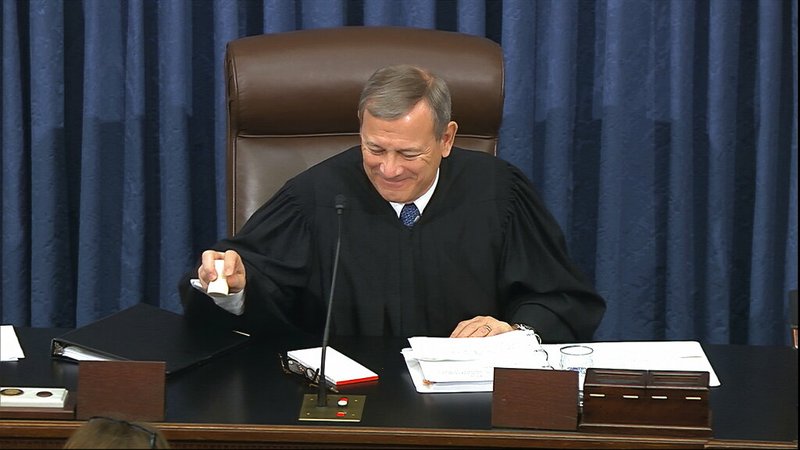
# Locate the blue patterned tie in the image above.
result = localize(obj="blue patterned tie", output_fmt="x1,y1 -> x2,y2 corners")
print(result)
400,203 -> 420,227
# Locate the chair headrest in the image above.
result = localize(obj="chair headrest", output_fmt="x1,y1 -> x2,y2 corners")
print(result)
226,26 -> 504,139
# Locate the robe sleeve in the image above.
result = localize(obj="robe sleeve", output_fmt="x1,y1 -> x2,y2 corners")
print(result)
179,183 -> 317,336
498,168 -> 605,343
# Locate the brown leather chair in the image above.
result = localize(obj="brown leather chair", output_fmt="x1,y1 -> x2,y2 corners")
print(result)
225,26 -> 504,235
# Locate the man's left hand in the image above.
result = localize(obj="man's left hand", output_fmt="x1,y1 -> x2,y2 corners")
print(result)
449,315 -> 514,338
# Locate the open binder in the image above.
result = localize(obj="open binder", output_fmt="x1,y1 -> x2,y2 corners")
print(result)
51,303 -> 249,375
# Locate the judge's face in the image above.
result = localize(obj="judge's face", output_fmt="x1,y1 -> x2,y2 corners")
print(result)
360,101 -> 457,204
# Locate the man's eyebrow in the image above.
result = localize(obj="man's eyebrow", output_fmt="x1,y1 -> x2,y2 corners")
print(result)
363,141 -> 422,153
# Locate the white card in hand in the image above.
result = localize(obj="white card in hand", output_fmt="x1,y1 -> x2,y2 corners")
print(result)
207,259 -> 229,297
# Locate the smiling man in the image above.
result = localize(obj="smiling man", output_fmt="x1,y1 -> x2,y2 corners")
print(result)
181,65 -> 605,343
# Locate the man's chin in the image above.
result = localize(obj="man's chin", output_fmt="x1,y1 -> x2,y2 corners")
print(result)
376,190 -> 411,204
372,184 -> 410,203
382,195 -> 411,204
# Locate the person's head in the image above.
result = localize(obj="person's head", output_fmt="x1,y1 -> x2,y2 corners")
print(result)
358,64 -> 458,204
64,416 -> 170,449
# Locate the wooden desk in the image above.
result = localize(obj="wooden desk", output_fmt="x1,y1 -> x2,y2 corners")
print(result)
1,328 -> 796,449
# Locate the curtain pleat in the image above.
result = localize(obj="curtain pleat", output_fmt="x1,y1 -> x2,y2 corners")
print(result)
363,0 -> 435,28
28,0 -> 74,327
264,0 -> 296,32
594,1 -> 655,340
76,0 -> 125,324
300,0 -> 347,29
786,0 -> 799,337
498,0 -> 536,178
456,0 -> 485,36
156,1 -> 194,314
748,0 -> 792,344
2,0 -> 30,325
704,1 -> 741,343
213,0 -> 239,236
664,0 -> 697,340
1,0 -> 796,345
119,0 -> 147,313
539,0 -> 577,233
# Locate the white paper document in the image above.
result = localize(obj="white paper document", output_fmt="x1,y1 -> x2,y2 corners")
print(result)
1,325 -> 25,361
58,345 -> 113,362
402,330 -> 551,393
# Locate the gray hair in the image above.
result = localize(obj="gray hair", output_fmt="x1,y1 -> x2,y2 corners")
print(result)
358,64 -> 452,138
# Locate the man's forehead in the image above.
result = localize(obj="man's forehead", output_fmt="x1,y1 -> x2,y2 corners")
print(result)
360,111 -> 437,143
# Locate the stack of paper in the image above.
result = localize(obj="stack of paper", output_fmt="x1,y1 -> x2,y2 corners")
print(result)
402,335 -> 721,394
1,325 -> 25,362
402,330 -> 551,393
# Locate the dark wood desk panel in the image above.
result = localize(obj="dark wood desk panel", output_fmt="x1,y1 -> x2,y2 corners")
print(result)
705,345 -> 798,448
1,328 -> 796,449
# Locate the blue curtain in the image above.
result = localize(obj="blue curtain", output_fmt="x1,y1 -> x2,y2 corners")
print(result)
1,0 -> 796,346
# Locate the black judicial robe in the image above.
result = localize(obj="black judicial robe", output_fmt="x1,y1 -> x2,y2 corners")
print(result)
180,147 -> 605,343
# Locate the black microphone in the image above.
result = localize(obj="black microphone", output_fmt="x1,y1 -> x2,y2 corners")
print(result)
317,194 -> 346,407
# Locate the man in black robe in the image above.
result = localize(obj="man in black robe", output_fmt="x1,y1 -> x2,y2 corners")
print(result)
181,64 -> 605,343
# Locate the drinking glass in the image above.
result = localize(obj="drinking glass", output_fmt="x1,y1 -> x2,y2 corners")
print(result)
560,345 -> 594,407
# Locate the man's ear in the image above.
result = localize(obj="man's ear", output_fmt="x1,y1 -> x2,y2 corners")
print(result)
441,121 -> 458,158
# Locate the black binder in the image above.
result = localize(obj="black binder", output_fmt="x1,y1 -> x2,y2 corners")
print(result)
50,303 -> 250,375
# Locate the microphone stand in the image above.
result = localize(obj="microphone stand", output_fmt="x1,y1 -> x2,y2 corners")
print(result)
316,203 -> 342,407
299,195 -> 366,422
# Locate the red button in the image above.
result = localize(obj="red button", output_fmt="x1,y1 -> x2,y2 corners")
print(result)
336,411 -> 346,417
337,397 -> 348,407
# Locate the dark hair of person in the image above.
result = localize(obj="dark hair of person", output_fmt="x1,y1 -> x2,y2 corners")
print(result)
357,64 -> 452,138
63,416 -> 170,449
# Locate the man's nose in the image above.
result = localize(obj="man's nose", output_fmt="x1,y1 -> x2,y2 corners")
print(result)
379,153 -> 403,177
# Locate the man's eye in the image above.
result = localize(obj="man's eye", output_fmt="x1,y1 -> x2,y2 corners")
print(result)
367,147 -> 385,155
401,152 -> 422,159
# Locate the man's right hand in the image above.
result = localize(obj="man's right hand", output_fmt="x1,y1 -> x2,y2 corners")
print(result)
198,250 -> 246,294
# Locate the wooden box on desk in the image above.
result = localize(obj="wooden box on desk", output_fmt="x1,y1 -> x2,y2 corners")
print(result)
579,368 -> 711,437
492,368 -> 579,431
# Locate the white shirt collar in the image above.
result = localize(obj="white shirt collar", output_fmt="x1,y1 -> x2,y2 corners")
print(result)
389,169 -> 439,217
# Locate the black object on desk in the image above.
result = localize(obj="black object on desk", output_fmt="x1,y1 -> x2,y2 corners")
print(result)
50,303 -> 250,375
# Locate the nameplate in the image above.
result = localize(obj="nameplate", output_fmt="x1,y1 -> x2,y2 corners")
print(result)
492,368 -> 578,431
76,360 -> 165,421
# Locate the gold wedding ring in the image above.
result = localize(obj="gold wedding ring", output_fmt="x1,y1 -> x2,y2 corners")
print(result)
483,324 -> 492,333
